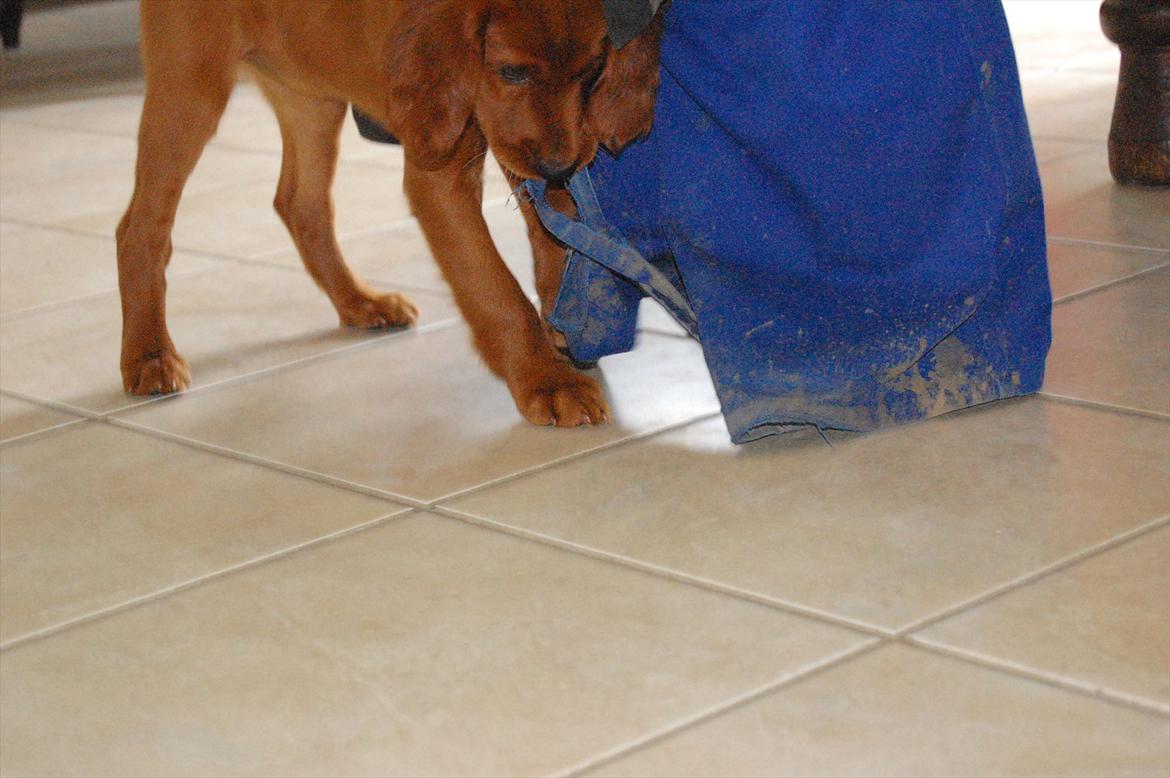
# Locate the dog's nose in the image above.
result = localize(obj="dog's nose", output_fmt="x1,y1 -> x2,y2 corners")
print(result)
534,157 -> 578,183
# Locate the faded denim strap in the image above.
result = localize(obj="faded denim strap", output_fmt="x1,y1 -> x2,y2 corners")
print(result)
525,171 -> 698,340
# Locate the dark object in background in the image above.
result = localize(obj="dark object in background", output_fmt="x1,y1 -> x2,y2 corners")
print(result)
351,105 -> 400,144
603,0 -> 665,48
1100,0 -> 1170,185
1,0 -> 23,49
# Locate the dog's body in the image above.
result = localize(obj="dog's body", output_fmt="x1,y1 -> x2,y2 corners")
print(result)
117,0 -> 661,425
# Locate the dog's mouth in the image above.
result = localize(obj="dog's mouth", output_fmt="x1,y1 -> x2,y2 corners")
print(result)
494,144 -> 593,187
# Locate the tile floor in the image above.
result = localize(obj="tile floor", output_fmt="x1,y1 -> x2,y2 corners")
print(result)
1,1 -> 1168,776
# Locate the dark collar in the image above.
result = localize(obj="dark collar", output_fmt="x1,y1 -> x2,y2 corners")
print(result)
604,0 -> 664,48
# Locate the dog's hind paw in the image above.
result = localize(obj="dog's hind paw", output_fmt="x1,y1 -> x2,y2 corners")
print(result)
123,349 -> 191,396
339,291 -> 419,330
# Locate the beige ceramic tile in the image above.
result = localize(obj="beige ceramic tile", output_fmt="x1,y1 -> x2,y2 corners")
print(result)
0,262 -> 456,413
1048,240 -> 1169,302
1020,70 -> 1117,143
1004,1 -> 1120,75
59,158 -> 411,259
589,643 -> 1170,778
118,327 -> 720,503
1040,146 -> 1170,250
0,81 -> 396,165
0,91 -> 144,137
263,199 -> 537,297
448,399 -> 1170,631
0,394 -> 80,441
917,526 -> 1170,710
60,155 -> 514,261
0,223 -> 219,315
1044,268 -> 1170,415
0,123 -> 280,227
287,208 -> 689,337
45,78 -> 518,258
0,56 -> 142,112
1030,137 -> 1099,166
0,511 -> 866,777
0,53 -> 510,209
0,422 -> 406,644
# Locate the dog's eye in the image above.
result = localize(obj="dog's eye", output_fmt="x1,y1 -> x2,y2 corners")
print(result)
580,53 -> 608,97
497,65 -> 532,85
582,64 -> 605,96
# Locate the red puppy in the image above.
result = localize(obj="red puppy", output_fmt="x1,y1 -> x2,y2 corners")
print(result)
117,0 -> 662,425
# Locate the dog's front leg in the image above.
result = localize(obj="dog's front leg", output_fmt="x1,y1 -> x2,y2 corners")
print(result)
116,86 -> 232,395
404,136 -> 608,427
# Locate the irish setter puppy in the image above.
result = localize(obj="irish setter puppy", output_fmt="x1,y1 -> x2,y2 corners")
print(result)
117,0 -> 662,425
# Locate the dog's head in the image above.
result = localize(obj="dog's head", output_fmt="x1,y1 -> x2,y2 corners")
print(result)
386,0 -> 663,179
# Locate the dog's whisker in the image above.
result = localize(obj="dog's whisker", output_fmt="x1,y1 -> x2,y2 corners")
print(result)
461,148 -> 490,172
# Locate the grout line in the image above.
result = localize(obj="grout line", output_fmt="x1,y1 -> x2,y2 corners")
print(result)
94,316 -> 463,419
227,252 -> 455,300
2,325 -> 425,425
242,194 -> 513,262
445,499 -> 1170,723
5,330 -> 703,500
894,514 -> 1170,637
245,214 -> 419,260
13,383 -> 1164,720
102,414 -> 428,509
553,640 -> 883,778
1047,236 -> 1170,255
433,497 -> 1170,752
559,632 -> 1165,778
904,637 -> 1170,718
0,216 -> 123,242
0,116 -> 141,142
1038,392 -> 1170,422
0,264 -> 231,323
0,115 -> 318,179
0,382 -> 95,444
426,410 -> 726,507
0,508 -> 419,654
0,215 -> 273,266
0,388 -> 104,421
0,416 -> 87,446
1052,262 -> 1170,306
430,504 -> 891,638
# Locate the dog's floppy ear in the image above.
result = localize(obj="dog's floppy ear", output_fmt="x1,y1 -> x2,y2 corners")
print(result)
385,2 -> 487,168
586,7 -> 665,156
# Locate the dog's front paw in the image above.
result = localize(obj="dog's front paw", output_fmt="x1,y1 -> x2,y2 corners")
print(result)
514,362 -> 609,427
339,291 -> 419,330
122,348 -> 191,395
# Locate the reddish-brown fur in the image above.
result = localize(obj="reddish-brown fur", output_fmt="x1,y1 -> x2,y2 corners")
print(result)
117,0 -> 661,425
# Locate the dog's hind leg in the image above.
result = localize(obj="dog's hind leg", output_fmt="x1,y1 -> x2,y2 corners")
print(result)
116,27 -> 235,395
254,74 -> 419,330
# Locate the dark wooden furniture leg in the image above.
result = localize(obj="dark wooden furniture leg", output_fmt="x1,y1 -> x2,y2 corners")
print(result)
0,0 -> 23,49
1100,0 -> 1170,185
